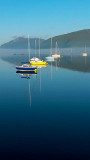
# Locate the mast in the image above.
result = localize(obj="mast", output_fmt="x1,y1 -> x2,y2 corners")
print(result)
56,41 -> 57,54
29,78 -> 31,107
28,34 -> 30,61
40,69 -> 41,93
71,47 -> 72,62
85,43 -> 86,53
51,37 -> 52,56
35,40 -> 36,57
39,37 -> 40,58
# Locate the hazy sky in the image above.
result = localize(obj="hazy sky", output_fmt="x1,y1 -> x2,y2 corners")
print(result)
0,0 -> 90,44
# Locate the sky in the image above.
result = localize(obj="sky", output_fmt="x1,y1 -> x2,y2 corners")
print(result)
0,0 -> 90,44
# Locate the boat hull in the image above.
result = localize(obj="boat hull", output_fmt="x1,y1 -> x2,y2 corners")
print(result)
82,53 -> 87,57
16,66 -> 37,72
46,56 -> 54,62
30,62 -> 47,65
52,55 -> 60,58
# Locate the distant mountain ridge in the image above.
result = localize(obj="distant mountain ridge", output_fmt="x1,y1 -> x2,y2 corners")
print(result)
1,29 -> 90,49
0,37 -> 44,49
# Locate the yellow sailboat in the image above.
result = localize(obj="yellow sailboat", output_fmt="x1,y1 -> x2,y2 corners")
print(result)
30,38 -> 48,66
30,57 -> 47,66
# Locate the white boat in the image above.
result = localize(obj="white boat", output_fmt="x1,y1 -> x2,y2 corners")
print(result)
82,53 -> 87,57
46,56 -> 54,62
52,53 -> 60,58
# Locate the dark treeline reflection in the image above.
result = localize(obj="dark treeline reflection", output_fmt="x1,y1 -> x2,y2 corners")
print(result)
1,52 -> 90,73
48,55 -> 90,73
0,48 -> 90,72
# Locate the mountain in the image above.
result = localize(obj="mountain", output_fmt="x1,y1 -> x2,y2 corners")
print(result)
1,29 -> 90,49
41,29 -> 90,48
0,37 -> 45,49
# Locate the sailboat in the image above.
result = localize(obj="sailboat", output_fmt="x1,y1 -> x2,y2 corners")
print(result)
46,37 -> 54,62
16,35 -> 37,72
82,44 -> 87,57
16,63 -> 37,72
52,41 -> 60,59
82,44 -> 87,65
30,38 -> 47,66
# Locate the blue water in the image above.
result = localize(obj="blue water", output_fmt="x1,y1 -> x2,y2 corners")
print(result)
0,49 -> 90,159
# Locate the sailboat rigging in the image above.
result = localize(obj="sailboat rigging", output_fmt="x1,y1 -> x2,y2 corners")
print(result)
30,38 -> 47,66
16,34 -> 37,72
46,37 -> 54,62
52,41 -> 60,59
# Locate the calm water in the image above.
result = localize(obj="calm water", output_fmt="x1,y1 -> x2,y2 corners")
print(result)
0,49 -> 90,160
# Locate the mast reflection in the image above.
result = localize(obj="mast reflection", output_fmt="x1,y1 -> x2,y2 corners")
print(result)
16,71 -> 37,107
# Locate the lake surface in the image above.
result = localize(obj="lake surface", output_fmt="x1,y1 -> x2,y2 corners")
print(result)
0,48 -> 90,160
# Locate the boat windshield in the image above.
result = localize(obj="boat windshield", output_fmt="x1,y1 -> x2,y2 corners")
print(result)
22,64 -> 30,67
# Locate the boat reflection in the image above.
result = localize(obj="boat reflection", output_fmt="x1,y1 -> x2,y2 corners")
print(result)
46,55 -> 90,73
16,71 -> 37,107
36,64 -> 48,69
2,48 -> 90,73
16,70 -> 37,79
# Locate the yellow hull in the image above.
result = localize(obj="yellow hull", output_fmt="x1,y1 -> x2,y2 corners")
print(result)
30,61 -> 48,65
35,69 -> 37,73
